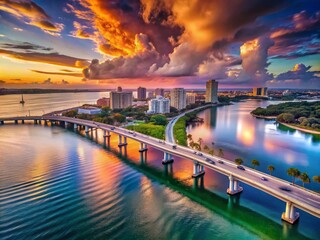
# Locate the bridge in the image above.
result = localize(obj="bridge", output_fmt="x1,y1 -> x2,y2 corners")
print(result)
1,114 -> 319,224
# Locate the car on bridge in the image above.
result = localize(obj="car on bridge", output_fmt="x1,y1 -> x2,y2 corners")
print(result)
172,145 -> 177,149
205,158 -> 215,164
237,165 -> 245,171
218,160 -> 224,164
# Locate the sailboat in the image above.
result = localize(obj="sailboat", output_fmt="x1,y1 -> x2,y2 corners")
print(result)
20,94 -> 25,104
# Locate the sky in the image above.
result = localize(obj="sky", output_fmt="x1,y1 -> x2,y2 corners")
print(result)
0,0 -> 319,89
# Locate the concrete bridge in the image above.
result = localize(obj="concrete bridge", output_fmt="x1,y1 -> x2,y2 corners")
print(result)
1,114 -> 319,224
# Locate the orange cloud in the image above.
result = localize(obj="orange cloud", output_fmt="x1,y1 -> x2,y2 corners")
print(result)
0,0 -> 63,35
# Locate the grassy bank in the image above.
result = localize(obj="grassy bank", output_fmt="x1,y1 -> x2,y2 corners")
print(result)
173,116 -> 188,146
126,123 -> 165,139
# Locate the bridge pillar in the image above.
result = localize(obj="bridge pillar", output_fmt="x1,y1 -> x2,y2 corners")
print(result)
118,135 -> 128,147
0,120 -> 4,125
282,201 -> 300,224
74,123 -> 78,129
85,126 -> 89,133
103,130 -> 111,147
192,161 -> 205,178
21,120 -> 24,124
227,175 -> 243,195
34,120 -> 37,124
139,142 -> 148,163
162,152 -> 174,164
64,121 -> 68,129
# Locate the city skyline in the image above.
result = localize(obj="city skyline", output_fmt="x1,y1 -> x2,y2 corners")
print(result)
0,0 -> 319,89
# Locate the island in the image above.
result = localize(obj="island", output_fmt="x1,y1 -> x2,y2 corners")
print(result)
251,101 -> 320,134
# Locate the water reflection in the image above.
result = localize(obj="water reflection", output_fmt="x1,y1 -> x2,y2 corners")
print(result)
187,100 -> 320,191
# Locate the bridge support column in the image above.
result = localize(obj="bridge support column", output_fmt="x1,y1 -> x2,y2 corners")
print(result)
192,161 -> 205,178
34,120 -> 37,124
282,201 -> 300,224
139,142 -> 148,163
118,135 -> 128,149
74,123 -> 78,129
64,121 -> 68,129
21,120 -> 24,124
162,152 -> 174,164
1,120 -> 4,125
103,130 -> 111,147
227,175 -> 243,195
15,120 -> 18,124
85,126 -> 89,133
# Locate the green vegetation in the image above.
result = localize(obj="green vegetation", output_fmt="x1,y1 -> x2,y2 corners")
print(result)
251,159 -> 260,169
287,168 -> 300,185
300,172 -> 310,188
267,165 -> 275,175
126,123 -> 165,139
251,101 -> 320,132
150,114 -> 168,126
174,116 -> 188,146
235,158 -> 243,165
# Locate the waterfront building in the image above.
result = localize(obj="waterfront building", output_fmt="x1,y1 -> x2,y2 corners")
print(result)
97,97 -> 110,107
147,91 -> 154,99
148,96 -> 170,114
78,107 -> 101,115
186,92 -> 196,105
205,80 -> 218,103
170,88 -> 186,110
117,86 -> 122,92
154,88 -> 165,97
253,87 -> 268,96
137,87 -> 147,100
110,91 -> 133,109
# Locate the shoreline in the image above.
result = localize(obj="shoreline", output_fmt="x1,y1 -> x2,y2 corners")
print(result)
252,113 -> 320,135
278,122 -> 320,135
251,113 -> 277,120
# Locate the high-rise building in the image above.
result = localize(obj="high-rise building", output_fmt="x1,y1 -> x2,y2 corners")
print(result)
170,88 -> 186,110
148,96 -> 170,114
110,91 -> 133,109
137,87 -> 147,100
252,87 -> 268,96
186,92 -> 196,105
117,86 -> 122,92
205,80 -> 218,103
97,97 -> 110,107
154,88 -> 165,97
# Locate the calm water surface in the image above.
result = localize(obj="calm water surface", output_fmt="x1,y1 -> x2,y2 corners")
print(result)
0,93 -> 319,239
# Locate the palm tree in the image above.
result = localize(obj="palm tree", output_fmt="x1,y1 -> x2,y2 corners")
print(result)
267,165 -> 275,175
313,175 -> 320,184
208,149 -> 215,156
299,172 -> 310,188
187,134 -> 193,141
204,145 -> 209,152
235,158 -> 243,165
218,148 -> 224,157
251,159 -> 260,169
193,143 -> 201,151
312,176 -> 320,191
287,168 -> 300,185
197,138 -> 203,149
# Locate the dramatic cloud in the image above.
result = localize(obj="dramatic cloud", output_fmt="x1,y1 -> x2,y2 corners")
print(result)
67,0 -> 180,57
83,33 -> 166,79
267,63 -> 320,88
0,0 -> 64,35
81,0 -> 292,80
270,11 -> 320,59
